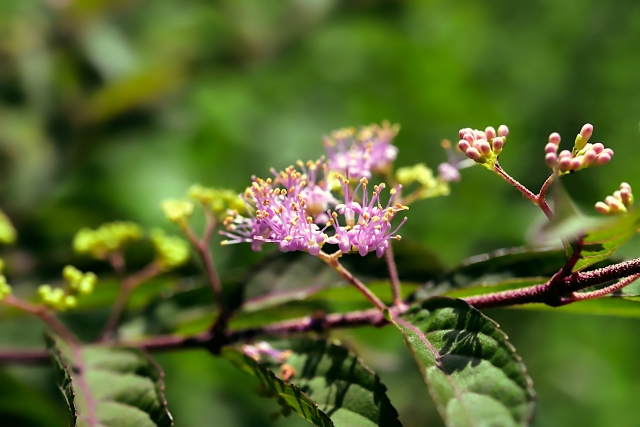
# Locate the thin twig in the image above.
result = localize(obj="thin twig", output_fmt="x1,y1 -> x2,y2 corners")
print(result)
99,262 -> 163,341
385,243 -> 402,306
563,273 -> 640,303
320,251 -> 387,311
181,219 -> 224,316
3,295 -> 78,345
493,163 -> 538,204
536,174 -> 556,220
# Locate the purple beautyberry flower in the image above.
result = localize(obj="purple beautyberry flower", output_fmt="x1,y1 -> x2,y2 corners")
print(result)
323,122 -> 399,178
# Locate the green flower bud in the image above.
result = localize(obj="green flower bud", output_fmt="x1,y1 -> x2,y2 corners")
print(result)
63,295 -> 77,309
0,275 -> 11,300
150,229 -> 190,270
0,210 -> 16,245
77,272 -> 97,295
63,265 -> 83,284
73,222 -> 142,259
161,199 -> 194,224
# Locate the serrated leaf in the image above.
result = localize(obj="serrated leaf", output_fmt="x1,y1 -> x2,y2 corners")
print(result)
568,210 -> 640,271
222,346 -> 333,427
45,333 -> 173,427
391,297 -> 535,427
223,339 -> 403,427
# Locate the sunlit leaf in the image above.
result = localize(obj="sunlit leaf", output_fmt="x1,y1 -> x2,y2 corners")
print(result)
46,333 -> 173,427
568,210 -> 640,271
391,297 -> 535,427
223,339 -> 402,427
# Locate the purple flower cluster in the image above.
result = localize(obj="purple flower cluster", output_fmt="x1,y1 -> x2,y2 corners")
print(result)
221,160 -> 408,258
322,122 -> 399,178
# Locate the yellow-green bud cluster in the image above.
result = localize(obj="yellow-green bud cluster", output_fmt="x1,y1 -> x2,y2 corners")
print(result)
38,266 -> 97,311
38,285 -> 76,310
73,222 -> 142,259
395,164 -> 450,202
0,275 -> 12,301
150,229 -> 190,270
188,185 -> 246,216
161,199 -> 194,224
63,265 -> 97,295
0,210 -> 16,245
595,183 -> 633,215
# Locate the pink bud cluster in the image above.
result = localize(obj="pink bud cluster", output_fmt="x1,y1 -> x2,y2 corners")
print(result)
457,125 -> 509,165
544,124 -> 613,173
595,182 -> 633,215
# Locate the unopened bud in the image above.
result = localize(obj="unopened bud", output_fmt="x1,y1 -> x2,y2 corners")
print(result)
492,137 -> 504,153
595,201 -> 610,214
545,142 -> 558,154
497,125 -> 509,137
458,140 -> 471,152
548,132 -> 561,145
485,126 -> 496,140
580,123 -> 594,140
545,153 -> 557,168
465,147 -> 482,161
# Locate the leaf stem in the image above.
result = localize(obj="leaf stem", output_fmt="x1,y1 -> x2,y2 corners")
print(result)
319,251 -> 387,311
99,261 -> 163,341
181,215 -> 225,318
3,295 -> 78,345
385,243 -> 403,306
562,273 -> 640,303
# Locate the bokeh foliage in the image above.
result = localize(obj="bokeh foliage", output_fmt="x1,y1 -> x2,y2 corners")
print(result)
2,0 -> 640,426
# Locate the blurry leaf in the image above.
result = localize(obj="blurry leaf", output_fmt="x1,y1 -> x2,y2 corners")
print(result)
238,251 -> 343,313
84,68 -> 181,123
46,333 -> 173,427
223,346 -> 333,427
410,246 -> 568,302
0,370 -> 67,427
223,338 -> 403,426
391,297 -> 535,427
568,210 -> 640,272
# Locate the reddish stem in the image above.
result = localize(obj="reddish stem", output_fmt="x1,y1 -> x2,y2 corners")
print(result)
385,243 -> 403,306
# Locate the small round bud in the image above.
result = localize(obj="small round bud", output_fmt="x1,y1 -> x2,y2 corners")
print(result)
477,139 -> 492,155
545,142 -> 558,154
458,140 -> 471,153
583,149 -> 597,164
570,157 -> 582,171
595,201 -> 610,214
605,196 -> 624,212
64,295 -> 77,309
580,123 -> 594,140
558,156 -> 571,172
545,153 -> 557,168
463,133 -> 474,143
558,150 -> 572,160
465,147 -> 482,161
161,199 -> 194,224
459,128 -> 471,139
592,143 -> 604,154
621,182 -> 632,191
492,137 -> 504,152
548,132 -> 561,145
595,152 -> 612,165
485,126 -> 497,140
497,125 -> 509,137
474,130 -> 487,140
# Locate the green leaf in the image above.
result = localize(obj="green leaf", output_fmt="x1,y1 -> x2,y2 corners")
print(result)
410,246 -> 568,301
569,210 -> 640,271
45,333 -> 173,427
222,346 -> 333,427
391,297 -> 535,427
223,339 -> 403,427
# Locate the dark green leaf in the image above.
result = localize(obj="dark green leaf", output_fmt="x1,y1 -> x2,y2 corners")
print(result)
224,339 -> 403,427
222,346 -> 333,427
391,297 -> 535,427
410,246 -> 567,301
46,333 -> 173,427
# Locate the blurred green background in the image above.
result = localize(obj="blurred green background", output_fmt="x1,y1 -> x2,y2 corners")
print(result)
2,0 -> 640,426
